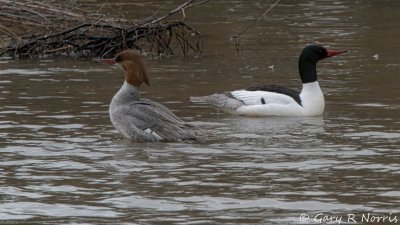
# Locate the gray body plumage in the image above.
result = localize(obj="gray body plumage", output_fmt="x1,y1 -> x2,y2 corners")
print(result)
110,82 -> 195,142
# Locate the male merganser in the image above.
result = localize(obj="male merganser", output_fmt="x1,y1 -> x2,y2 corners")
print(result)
97,50 -> 195,142
190,45 -> 346,117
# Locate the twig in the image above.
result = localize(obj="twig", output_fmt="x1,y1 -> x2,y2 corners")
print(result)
134,0 -> 210,27
0,23 -> 19,39
231,0 -> 281,52
233,0 -> 281,37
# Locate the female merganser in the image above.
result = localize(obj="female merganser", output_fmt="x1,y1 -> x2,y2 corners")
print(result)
98,50 -> 195,142
191,45 -> 346,117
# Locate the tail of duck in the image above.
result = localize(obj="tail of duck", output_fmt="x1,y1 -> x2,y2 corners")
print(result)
190,93 -> 244,114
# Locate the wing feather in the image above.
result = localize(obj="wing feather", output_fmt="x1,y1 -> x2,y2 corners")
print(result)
230,90 -> 297,106
125,100 -> 195,141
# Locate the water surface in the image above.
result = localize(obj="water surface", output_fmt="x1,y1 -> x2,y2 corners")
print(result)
1,0 -> 399,224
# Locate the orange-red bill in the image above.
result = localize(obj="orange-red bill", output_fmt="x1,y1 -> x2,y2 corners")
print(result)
327,50 -> 347,57
94,58 -> 116,64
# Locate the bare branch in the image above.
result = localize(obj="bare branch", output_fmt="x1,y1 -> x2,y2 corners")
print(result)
0,0 -> 208,58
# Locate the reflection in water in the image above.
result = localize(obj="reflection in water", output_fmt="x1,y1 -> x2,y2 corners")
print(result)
1,0 -> 400,224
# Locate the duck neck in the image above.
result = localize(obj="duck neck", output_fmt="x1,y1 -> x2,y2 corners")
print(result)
299,59 -> 318,84
125,71 -> 143,87
113,81 -> 140,103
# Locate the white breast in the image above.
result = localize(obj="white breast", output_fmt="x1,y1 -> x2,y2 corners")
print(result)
299,82 -> 325,116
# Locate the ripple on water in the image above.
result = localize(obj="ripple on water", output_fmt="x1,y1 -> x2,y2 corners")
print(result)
0,202 -> 122,220
0,187 -> 50,199
119,196 -> 371,212
344,131 -> 400,139
0,69 -> 52,75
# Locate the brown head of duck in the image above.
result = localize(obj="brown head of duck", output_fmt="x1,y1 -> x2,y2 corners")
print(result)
97,50 -> 150,87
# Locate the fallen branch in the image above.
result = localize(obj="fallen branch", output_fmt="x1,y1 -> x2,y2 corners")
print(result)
0,0 -> 209,58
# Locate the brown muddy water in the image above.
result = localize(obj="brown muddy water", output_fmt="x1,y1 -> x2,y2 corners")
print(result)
1,0 -> 400,224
